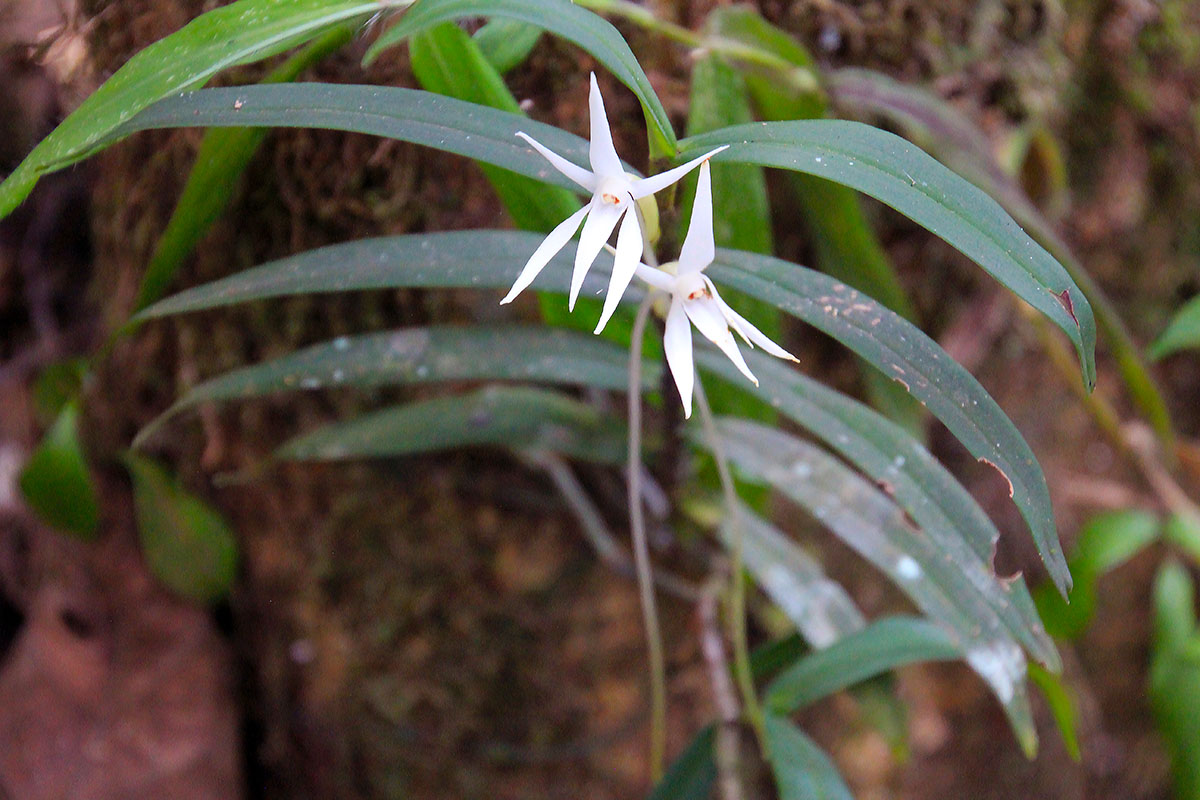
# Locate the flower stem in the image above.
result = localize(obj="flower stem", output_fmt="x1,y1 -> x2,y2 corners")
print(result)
628,294 -> 668,782
692,380 -> 764,742
574,0 -> 820,84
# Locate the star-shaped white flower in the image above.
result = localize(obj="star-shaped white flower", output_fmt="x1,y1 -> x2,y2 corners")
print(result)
500,73 -> 726,332
634,161 -> 798,418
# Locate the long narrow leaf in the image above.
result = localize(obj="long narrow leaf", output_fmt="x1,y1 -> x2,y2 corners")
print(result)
0,0 -> 407,218
135,325 -> 651,446
731,505 -> 865,648
109,84 -> 599,193
135,229 -> 1067,593
763,715 -> 854,800
706,6 -> 925,436
277,385 -> 626,465
134,232 -> 631,320
1151,295 -> 1200,360
701,350 -> 1057,668
678,120 -> 1097,391
364,0 -> 677,154
647,725 -> 718,800
137,27 -> 352,310
706,248 -> 1069,594
473,19 -> 543,75
827,66 -> 1174,448
711,418 -> 1037,753
765,616 -> 960,713
409,22 -> 579,232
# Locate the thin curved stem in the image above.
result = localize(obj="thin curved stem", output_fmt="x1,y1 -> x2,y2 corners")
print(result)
692,379 -> 763,741
575,0 -> 821,84
628,294 -> 667,781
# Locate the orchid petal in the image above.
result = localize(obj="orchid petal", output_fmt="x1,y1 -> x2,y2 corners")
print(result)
516,132 -> 594,192
587,73 -> 623,178
684,297 -> 758,386
634,262 -> 675,293
664,299 -> 695,418
500,205 -> 590,304
594,207 -> 643,334
629,145 -> 729,199
570,201 -> 625,309
707,278 -> 799,361
677,160 -> 715,273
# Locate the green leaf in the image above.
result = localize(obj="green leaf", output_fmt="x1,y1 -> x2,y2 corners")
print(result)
685,55 -> 772,255
763,715 -> 854,800
1070,509 -> 1161,577
0,0 -> 404,219
678,120 -> 1098,391
704,6 -> 822,119
409,22 -> 579,233
766,616 -> 960,713
1034,509 -> 1160,640
707,8 -> 923,435
705,247 -> 1070,595
110,84 -> 597,193
365,0 -> 677,154
1150,562 -> 1200,799
134,232 -> 631,320
701,351 -> 1058,669
710,11 -> 916,321
1153,559 -> 1196,656
135,324 -> 650,446
136,27 -> 351,311
1150,295 -> 1200,360
711,418 -> 1038,753
18,403 -> 99,537
1150,636 -> 1200,800
826,66 -> 1173,447
1165,511 -> 1200,565
135,228 -> 1066,593
277,385 -> 626,466
647,725 -> 717,800
1028,663 -> 1082,762
31,357 -> 88,426
473,19 -> 543,74
123,454 -> 238,604
729,506 -> 866,647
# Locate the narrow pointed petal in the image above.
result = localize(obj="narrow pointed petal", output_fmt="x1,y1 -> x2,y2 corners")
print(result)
634,262 -> 675,292
664,299 -> 695,418
594,208 -> 643,334
713,287 -> 799,361
570,202 -> 624,309
629,145 -> 729,199
516,132 -> 594,191
588,73 -> 624,178
677,160 -> 715,274
684,297 -> 758,385
500,205 -> 590,304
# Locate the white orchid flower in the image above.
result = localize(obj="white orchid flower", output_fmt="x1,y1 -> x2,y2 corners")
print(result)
634,161 -> 798,418
500,73 -> 727,331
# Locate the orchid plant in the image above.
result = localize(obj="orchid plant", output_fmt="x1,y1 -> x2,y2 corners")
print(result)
3,1 -> 1116,797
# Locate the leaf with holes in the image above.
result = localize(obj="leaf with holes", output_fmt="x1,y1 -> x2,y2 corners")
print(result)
700,349 -> 1057,668
135,230 -> 1067,594
708,418 -> 1038,754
